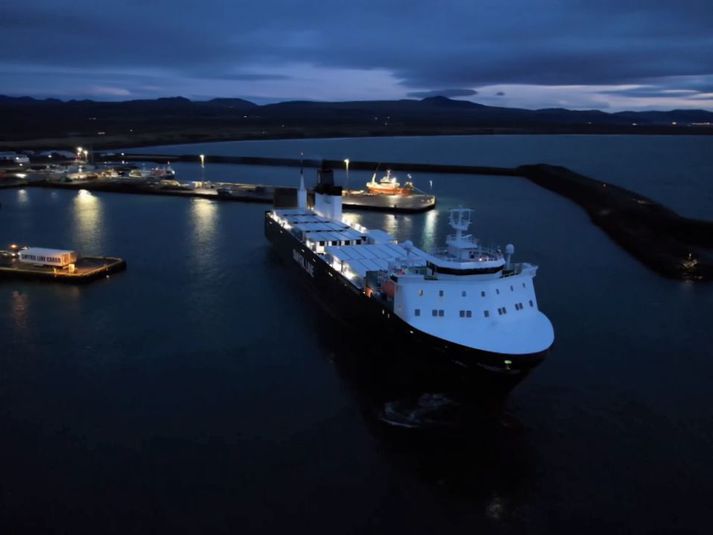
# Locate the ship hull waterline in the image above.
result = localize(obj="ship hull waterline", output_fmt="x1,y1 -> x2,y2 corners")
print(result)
265,213 -> 547,397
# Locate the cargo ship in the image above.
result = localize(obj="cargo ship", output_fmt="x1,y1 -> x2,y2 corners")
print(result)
264,174 -> 555,396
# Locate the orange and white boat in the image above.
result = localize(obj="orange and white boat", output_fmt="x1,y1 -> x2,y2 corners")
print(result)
366,170 -> 416,196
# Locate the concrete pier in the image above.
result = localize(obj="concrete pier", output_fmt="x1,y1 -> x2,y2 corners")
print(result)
0,254 -> 126,283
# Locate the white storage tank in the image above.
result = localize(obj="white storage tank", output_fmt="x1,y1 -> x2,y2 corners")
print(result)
19,247 -> 78,267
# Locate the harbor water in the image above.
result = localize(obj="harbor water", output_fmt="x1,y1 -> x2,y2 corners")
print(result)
2,135 -> 713,533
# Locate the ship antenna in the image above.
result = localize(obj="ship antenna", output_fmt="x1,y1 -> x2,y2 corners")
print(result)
370,162 -> 382,184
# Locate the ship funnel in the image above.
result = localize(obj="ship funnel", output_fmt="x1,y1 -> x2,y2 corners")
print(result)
297,173 -> 307,209
313,165 -> 343,220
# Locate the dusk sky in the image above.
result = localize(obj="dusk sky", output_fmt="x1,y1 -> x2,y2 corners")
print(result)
2,0 -> 713,111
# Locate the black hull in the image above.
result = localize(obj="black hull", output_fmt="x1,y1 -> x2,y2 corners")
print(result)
265,213 -> 545,397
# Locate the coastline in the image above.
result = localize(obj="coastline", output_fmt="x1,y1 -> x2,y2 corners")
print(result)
2,124 -> 713,152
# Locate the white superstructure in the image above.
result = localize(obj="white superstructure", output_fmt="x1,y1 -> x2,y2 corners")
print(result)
269,202 -> 554,357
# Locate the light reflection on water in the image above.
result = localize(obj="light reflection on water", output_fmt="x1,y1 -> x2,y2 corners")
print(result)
421,209 -> 439,251
190,198 -> 218,248
72,189 -> 102,252
11,290 -> 29,334
17,189 -> 29,205
188,197 -> 219,285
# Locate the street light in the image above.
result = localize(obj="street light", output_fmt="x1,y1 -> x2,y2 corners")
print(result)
76,146 -> 83,162
343,158 -> 350,193
83,149 -> 88,163
199,154 -> 205,181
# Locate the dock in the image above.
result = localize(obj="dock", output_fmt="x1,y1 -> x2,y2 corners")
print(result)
0,254 -> 126,283
26,178 -> 437,213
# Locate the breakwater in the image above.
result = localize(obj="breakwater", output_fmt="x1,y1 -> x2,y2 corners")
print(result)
518,164 -> 713,281
102,153 -> 520,177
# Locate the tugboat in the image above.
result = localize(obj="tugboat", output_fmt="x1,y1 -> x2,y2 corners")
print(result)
264,174 -> 554,396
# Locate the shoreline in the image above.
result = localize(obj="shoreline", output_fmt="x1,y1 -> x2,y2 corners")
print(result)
2,125 -> 713,152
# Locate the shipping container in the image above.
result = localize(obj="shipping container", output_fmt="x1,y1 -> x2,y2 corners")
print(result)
19,247 -> 78,267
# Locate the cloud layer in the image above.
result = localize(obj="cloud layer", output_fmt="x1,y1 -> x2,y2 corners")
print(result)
1,0 -> 712,110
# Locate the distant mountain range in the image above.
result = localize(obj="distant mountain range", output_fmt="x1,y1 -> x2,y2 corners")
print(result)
1,95 -> 711,147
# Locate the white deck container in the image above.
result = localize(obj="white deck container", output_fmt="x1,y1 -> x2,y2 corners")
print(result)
19,248 -> 78,267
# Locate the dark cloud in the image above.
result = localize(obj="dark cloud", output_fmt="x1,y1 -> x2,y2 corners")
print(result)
406,89 -> 478,98
203,73 -> 291,81
0,0 -> 712,107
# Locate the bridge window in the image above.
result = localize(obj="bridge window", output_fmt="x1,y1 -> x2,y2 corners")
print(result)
438,309 -> 445,317
481,291 -> 486,297
459,310 -> 465,318
484,310 -> 490,318
522,282 -> 526,288
529,300 -> 534,307
438,290 -> 444,297
415,309 -> 421,317
466,310 -> 472,318
461,290 -> 467,297
496,289 -> 500,295
432,309 -> 438,316
418,289 -> 424,296
510,285 -> 514,291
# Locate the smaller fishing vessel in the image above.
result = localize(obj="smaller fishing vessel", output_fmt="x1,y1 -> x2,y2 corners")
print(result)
366,170 -> 416,195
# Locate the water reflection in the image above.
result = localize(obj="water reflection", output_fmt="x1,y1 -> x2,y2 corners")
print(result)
381,213 -> 405,236
72,189 -> 103,251
11,290 -> 29,334
191,198 -> 218,245
421,209 -> 439,251
17,189 -> 29,205
189,198 -> 219,279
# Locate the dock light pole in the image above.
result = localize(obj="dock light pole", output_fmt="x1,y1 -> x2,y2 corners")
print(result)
199,154 -> 205,181
344,158 -> 350,192
83,149 -> 88,163
76,146 -> 83,162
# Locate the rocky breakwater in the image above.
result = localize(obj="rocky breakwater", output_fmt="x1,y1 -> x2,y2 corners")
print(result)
518,164 -> 713,281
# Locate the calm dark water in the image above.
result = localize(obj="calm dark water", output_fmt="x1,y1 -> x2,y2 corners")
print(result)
2,135 -> 713,533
